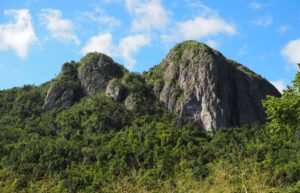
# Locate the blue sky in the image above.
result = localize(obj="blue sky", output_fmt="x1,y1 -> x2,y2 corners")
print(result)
0,0 -> 299,92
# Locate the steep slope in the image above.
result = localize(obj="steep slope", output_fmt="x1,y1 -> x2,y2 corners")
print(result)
43,52 -> 156,112
144,41 -> 281,133
43,41 -> 280,132
2,41 -> 298,193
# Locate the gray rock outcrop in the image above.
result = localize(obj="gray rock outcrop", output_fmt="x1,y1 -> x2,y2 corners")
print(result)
43,53 -> 127,110
105,79 -> 125,102
145,41 -> 281,133
78,53 -> 127,95
43,62 -> 81,110
43,42 -> 281,133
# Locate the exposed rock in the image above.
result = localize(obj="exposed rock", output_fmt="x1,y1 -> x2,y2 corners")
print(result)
105,79 -> 125,102
145,41 -> 281,133
124,94 -> 138,111
43,62 -> 82,110
43,84 -> 74,110
43,42 -> 281,133
43,53 -> 128,110
78,52 -> 127,95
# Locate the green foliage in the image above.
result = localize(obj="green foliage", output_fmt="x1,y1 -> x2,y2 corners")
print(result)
0,71 -> 300,192
263,72 -> 300,138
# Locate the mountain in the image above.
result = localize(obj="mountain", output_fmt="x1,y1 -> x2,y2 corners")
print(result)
144,41 -> 281,132
2,41 -> 300,192
43,40 -> 280,132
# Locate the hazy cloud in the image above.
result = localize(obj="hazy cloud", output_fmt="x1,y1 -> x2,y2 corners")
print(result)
249,2 -> 264,10
251,15 -> 272,26
238,44 -> 248,57
79,8 -> 121,30
276,25 -> 289,33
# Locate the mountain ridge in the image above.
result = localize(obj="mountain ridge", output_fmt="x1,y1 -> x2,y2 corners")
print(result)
42,40 -> 280,132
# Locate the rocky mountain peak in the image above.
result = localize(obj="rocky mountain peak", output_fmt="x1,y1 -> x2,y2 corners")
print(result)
43,53 -> 128,110
145,40 -> 281,133
43,41 -> 280,132
78,52 -> 128,95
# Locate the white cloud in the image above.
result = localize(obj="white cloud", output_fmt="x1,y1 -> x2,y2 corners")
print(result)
126,0 -> 169,32
81,33 -> 115,56
81,33 -> 150,69
79,8 -> 121,29
161,1 -> 236,43
276,25 -> 289,33
271,80 -> 286,93
119,34 -> 150,69
39,9 -> 80,45
251,15 -> 272,26
281,39 -> 300,66
0,9 -> 37,58
163,16 -> 236,42
206,40 -> 219,49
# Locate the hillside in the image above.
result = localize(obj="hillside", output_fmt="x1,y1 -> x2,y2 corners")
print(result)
0,41 -> 299,193
43,41 -> 280,132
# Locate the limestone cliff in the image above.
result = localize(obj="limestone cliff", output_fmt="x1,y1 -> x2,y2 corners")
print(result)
144,41 -> 281,133
43,41 -> 280,132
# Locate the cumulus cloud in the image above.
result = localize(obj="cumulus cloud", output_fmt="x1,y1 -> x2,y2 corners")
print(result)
251,15 -> 272,26
0,9 -> 37,58
178,17 -> 236,40
81,33 -> 115,56
81,33 -> 150,69
163,16 -> 236,43
281,39 -> 300,66
206,40 -> 219,49
161,1 -> 236,43
125,0 -> 169,32
271,80 -> 286,93
39,9 -> 80,45
119,34 -> 150,69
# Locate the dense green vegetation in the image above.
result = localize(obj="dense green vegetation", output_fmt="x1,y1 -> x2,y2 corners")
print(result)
0,68 -> 299,192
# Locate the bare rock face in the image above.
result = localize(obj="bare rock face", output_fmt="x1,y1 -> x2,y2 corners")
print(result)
43,62 -> 82,110
124,94 -> 137,111
145,41 -> 281,133
105,79 -> 125,102
43,53 -> 128,110
43,42 -> 280,133
78,53 -> 127,95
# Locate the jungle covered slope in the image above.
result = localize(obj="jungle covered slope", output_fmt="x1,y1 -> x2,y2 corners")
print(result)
0,49 -> 299,192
